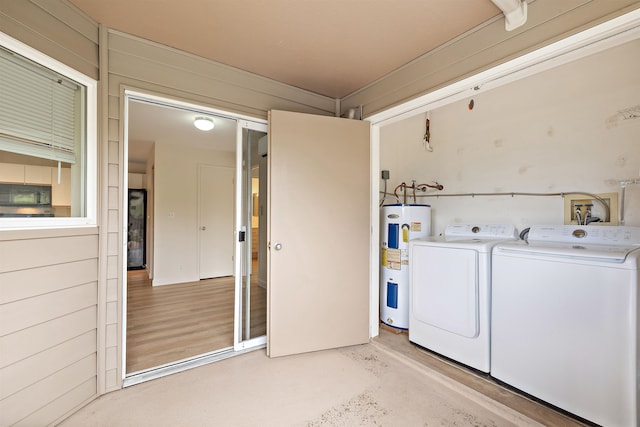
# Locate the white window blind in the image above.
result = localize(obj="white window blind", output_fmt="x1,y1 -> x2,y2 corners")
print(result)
0,46 -> 81,164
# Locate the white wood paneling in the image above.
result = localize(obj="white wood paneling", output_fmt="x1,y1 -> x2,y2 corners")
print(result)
0,234 -> 98,272
0,258 -> 97,303
0,355 -> 96,426
0,5 -> 100,423
0,282 -> 97,335
0,307 -> 97,369
0,331 -> 96,400
18,378 -> 96,427
0,0 -> 99,79
109,30 -> 335,111
108,30 -> 336,118
32,0 -> 98,43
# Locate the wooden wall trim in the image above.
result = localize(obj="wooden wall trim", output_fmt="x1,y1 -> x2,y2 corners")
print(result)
97,22 -> 111,396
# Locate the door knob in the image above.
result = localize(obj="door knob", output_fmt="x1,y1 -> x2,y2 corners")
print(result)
274,242 -> 282,251
200,226 -> 206,231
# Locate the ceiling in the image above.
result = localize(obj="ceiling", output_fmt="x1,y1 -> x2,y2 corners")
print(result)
68,0 -> 510,171
127,100 -> 238,172
68,0 -> 505,99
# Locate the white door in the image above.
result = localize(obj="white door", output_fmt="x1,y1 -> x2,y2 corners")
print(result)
199,164 -> 234,279
267,110 -> 371,357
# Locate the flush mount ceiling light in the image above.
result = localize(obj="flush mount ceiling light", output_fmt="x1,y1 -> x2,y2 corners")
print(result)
193,116 -> 215,131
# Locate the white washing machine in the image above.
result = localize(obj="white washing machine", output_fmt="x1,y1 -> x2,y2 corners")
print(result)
409,224 -> 517,372
491,225 -> 640,427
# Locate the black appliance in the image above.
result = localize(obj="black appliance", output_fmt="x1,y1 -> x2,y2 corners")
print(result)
0,184 -> 53,217
127,189 -> 147,270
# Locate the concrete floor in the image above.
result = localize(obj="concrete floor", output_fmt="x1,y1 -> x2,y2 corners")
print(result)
373,329 -> 587,426
58,330 -> 586,426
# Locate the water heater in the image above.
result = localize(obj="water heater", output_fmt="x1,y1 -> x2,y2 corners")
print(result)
380,204 -> 431,329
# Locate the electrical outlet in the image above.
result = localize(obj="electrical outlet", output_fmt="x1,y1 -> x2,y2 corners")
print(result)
563,192 -> 618,225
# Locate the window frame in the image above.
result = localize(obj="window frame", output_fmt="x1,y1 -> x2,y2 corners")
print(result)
0,31 -> 97,230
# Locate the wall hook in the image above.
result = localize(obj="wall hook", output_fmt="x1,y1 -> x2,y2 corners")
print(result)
423,115 -> 433,152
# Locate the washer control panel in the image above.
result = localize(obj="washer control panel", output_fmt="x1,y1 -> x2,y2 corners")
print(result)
528,225 -> 640,245
444,224 -> 517,239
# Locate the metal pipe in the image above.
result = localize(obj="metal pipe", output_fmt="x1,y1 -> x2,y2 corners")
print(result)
378,190 -> 612,223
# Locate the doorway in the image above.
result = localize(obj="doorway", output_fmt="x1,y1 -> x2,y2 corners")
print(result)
123,92 -> 267,383
198,164 -> 234,279
237,127 -> 268,344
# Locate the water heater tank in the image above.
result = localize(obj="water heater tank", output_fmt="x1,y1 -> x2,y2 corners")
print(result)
380,204 -> 431,330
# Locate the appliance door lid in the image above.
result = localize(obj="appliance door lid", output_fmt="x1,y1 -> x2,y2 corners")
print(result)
411,245 -> 479,338
494,242 -> 637,262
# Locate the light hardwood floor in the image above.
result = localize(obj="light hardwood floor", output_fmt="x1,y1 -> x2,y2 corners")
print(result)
126,262 -> 266,373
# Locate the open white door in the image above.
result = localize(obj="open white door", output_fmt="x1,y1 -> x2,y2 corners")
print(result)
267,110 -> 370,357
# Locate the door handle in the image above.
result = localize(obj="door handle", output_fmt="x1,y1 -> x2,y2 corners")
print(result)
200,226 -> 206,231
274,242 -> 283,251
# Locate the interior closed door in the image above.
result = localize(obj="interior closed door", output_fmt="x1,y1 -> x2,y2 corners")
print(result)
199,164 -> 234,279
267,110 -> 370,357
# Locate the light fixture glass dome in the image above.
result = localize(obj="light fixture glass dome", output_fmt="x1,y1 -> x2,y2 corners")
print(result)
193,116 -> 215,131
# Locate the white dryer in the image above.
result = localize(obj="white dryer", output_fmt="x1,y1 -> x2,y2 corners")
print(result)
409,224 -> 517,372
491,225 -> 640,427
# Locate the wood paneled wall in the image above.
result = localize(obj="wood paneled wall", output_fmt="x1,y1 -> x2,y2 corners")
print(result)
0,1 -> 101,425
106,30 -> 337,119
0,0 -> 99,79
0,229 -> 99,426
343,0 -> 640,118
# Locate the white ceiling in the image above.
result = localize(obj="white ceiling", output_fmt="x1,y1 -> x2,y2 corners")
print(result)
127,101 -> 238,172
68,0 -> 509,170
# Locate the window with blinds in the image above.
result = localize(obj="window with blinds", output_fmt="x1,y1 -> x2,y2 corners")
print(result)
0,46 -> 84,164
0,33 -> 97,228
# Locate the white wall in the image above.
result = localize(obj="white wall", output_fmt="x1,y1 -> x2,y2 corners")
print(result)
127,173 -> 146,189
153,142 -> 234,286
380,39 -> 640,236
